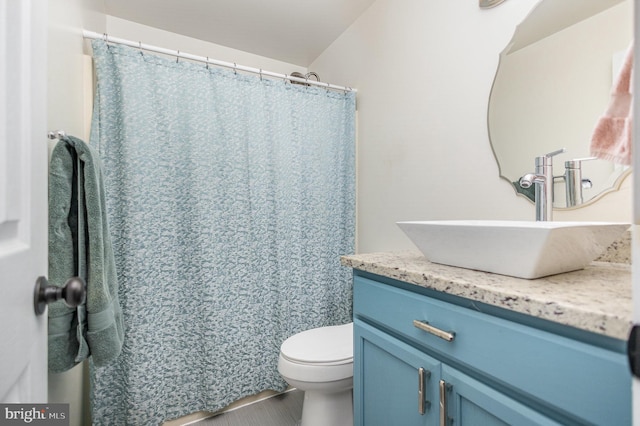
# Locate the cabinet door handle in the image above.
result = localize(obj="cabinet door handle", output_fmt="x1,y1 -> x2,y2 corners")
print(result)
418,367 -> 430,415
439,380 -> 447,426
413,319 -> 455,342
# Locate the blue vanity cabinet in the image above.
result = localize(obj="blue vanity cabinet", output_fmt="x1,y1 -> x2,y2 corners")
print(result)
355,320 -> 558,426
355,320 -> 441,425
353,273 -> 631,426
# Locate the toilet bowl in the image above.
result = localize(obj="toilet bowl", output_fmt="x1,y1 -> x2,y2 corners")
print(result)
278,322 -> 353,426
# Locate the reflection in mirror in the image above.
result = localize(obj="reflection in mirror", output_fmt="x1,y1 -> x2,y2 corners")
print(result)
488,0 -> 632,208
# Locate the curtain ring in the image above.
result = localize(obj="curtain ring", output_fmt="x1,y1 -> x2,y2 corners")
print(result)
138,41 -> 143,56
259,69 -> 263,81
103,33 -> 108,42
234,63 -> 237,75
206,57 -> 209,69
176,51 -> 180,63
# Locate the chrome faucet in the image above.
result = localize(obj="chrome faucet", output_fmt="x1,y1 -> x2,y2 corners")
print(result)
564,157 -> 595,207
519,148 -> 565,221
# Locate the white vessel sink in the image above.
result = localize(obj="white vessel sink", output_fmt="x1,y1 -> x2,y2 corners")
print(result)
396,220 -> 629,279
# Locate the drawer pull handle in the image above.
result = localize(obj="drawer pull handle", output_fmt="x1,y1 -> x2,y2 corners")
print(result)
439,380 -> 447,426
418,367 -> 430,414
413,320 -> 455,342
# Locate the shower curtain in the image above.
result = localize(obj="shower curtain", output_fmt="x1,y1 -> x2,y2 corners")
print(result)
88,40 -> 355,425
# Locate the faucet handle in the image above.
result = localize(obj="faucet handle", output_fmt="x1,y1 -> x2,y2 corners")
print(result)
565,157 -> 597,169
535,148 -> 566,168
545,148 -> 566,158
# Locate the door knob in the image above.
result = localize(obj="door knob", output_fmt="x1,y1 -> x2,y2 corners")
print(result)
33,276 -> 86,315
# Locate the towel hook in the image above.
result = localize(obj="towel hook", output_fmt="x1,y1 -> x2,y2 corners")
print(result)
47,130 -> 67,140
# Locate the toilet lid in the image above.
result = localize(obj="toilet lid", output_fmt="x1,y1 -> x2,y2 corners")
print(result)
281,322 -> 353,365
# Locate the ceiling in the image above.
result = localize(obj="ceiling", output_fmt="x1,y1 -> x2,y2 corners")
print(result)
103,0 -> 377,67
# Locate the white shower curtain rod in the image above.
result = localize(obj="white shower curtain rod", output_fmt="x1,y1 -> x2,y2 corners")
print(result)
82,30 -> 357,93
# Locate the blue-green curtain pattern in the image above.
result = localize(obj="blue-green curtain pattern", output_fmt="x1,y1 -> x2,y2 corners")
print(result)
89,40 -> 355,425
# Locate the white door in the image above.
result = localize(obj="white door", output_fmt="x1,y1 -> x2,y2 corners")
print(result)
0,0 -> 48,402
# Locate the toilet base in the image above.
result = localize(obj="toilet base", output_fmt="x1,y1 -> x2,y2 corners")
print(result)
299,388 -> 353,426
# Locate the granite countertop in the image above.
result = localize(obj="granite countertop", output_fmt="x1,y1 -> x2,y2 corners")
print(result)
341,251 -> 632,340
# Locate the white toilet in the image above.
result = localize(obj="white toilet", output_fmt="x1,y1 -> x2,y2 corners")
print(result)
278,322 -> 354,426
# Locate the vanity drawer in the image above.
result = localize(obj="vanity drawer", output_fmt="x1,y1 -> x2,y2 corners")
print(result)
353,275 -> 630,425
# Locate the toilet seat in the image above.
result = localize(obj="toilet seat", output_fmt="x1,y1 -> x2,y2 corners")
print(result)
278,323 -> 353,383
280,323 -> 353,365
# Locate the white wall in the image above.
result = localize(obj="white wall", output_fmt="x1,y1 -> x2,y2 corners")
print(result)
48,0 -> 103,139
101,17 -> 307,77
310,0 -> 632,253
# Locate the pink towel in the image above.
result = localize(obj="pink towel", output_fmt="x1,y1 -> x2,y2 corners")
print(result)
590,43 -> 633,165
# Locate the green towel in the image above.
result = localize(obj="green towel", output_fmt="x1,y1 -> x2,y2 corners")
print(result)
48,135 -> 124,373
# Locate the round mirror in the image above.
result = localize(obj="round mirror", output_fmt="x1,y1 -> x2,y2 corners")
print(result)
488,0 -> 632,208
